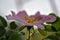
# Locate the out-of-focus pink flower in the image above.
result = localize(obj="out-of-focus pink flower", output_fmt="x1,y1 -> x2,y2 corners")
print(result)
6,10 -> 56,30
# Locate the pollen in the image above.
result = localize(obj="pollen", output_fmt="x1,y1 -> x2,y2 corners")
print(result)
24,17 -> 38,24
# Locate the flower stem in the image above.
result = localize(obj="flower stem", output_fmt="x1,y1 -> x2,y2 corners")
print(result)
27,29 -> 30,40
27,27 -> 31,40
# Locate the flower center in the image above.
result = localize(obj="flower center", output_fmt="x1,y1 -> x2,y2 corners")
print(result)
24,17 -> 38,24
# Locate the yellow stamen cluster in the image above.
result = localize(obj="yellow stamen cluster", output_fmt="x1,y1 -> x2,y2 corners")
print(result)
24,17 -> 38,24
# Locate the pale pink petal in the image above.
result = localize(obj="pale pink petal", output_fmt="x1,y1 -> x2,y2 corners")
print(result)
34,11 -> 42,20
6,14 -> 26,24
11,11 -> 16,16
39,15 -> 56,23
17,10 -> 28,19
6,11 -> 33,26
6,11 -> 17,20
6,15 -> 14,20
35,23 -> 45,30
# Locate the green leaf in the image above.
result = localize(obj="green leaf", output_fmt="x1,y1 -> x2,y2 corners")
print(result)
49,13 -> 57,17
56,31 -> 60,37
52,17 -> 60,31
45,25 -> 53,31
0,16 -> 7,27
31,32 -> 41,40
19,26 -> 25,32
45,25 -> 57,32
1,36 -> 6,40
5,30 -> 14,40
38,28 -> 47,36
51,26 -> 57,31
20,32 -> 25,35
0,26 -> 6,37
44,35 -> 59,40
10,21 -> 17,30
8,33 -> 25,40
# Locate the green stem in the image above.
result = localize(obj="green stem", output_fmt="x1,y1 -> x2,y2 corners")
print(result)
27,26 -> 32,40
27,29 -> 30,40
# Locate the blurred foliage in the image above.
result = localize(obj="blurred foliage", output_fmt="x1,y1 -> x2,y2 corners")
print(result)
44,35 -> 59,40
38,28 -> 47,36
52,17 -> 60,31
19,26 -> 25,32
0,16 -> 7,27
56,31 -> 60,37
8,32 -> 25,40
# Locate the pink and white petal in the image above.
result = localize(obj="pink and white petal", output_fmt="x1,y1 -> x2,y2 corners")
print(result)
34,11 -> 42,20
6,11 -> 17,20
17,10 -> 28,19
6,14 -> 27,25
6,13 -> 19,20
35,23 -> 45,30
6,14 -> 33,26
11,11 -> 16,16
6,15 -> 14,20
40,15 -> 56,23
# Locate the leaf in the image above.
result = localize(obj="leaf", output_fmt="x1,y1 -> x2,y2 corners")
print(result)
5,30 -> 14,40
10,21 -> 17,30
38,28 -> 47,36
45,25 -> 57,32
0,26 -> 6,37
31,32 -> 40,40
8,33 -> 25,40
56,31 -> 60,37
44,35 -> 59,40
1,36 -> 6,40
49,13 -> 57,17
45,25 -> 53,31
0,16 -> 7,27
19,26 -> 25,32
31,30 -> 46,40
20,32 -> 25,35
51,26 -> 57,31
52,17 -> 60,31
